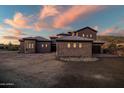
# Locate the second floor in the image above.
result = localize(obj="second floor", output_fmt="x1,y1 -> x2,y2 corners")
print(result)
68,27 -> 97,40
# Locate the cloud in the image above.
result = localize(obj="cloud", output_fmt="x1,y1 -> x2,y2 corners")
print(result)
0,25 -> 4,30
3,6 -> 106,32
2,36 -> 19,40
99,26 -> 124,36
1,28 -> 26,44
32,5 -> 60,31
101,29 -> 113,35
53,5 -> 105,28
40,5 -> 60,19
33,21 -> 53,31
6,28 -> 26,36
4,12 -> 31,29
93,26 -> 99,30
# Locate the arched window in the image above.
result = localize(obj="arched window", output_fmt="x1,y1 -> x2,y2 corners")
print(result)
76,32 -> 78,36
42,44 -> 44,48
86,35 -> 88,37
73,43 -> 76,48
90,34 -> 92,38
67,43 -> 71,48
45,44 -> 48,48
72,33 -> 75,36
79,43 -> 82,48
31,43 -> 34,48
29,43 -> 31,49
82,34 -> 85,37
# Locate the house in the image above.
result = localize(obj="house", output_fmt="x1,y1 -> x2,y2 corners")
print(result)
55,27 -> 104,55
56,36 -> 93,58
49,33 -> 71,52
19,26 -> 104,56
71,27 -> 104,54
19,36 -> 51,53
68,26 -> 97,40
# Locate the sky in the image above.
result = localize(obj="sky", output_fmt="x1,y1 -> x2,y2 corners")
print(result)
0,5 -> 124,45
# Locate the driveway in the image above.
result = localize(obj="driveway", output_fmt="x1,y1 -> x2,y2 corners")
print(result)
0,51 -> 124,88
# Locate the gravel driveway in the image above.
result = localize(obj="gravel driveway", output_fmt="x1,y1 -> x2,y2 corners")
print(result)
0,51 -> 124,88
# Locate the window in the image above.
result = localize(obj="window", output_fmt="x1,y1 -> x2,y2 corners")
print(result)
73,43 -> 76,48
67,43 -> 71,48
79,43 -> 82,48
76,32 -> 78,36
72,33 -> 75,36
45,44 -> 48,48
31,43 -> 34,48
42,44 -> 44,48
90,34 -> 92,38
82,34 -> 85,37
29,43 -> 32,49
86,35 -> 88,37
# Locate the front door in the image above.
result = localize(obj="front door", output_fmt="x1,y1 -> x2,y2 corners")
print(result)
92,45 -> 101,54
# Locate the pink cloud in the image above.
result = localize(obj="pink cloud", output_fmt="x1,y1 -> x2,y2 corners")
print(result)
101,28 -> 114,35
32,5 -> 60,31
33,21 -> 52,31
4,12 -> 31,29
53,6 -> 105,28
2,36 -> 19,40
99,26 -> 124,36
6,28 -> 26,36
1,28 -> 26,44
40,5 -> 60,19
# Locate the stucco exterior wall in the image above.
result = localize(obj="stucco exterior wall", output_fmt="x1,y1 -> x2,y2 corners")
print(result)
70,29 -> 97,40
56,41 -> 92,58
24,40 -> 36,53
77,29 -> 96,40
19,41 -> 24,53
36,41 -> 51,53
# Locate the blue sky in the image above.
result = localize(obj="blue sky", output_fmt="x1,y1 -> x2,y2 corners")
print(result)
0,5 -> 124,44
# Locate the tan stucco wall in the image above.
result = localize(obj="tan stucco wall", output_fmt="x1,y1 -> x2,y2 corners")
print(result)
24,40 -> 36,53
56,41 -> 92,58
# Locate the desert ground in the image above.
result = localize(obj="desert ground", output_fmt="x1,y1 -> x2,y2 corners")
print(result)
0,50 -> 124,88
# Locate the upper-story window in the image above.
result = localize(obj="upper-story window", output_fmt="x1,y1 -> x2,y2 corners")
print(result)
67,43 -> 71,48
76,32 -> 78,36
29,43 -> 31,49
90,34 -> 92,38
42,44 -> 44,48
79,43 -> 82,48
28,43 -> 31,49
73,43 -> 76,48
31,43 -> 34,48
45,44 -> 48,48
82,34 -> 85,37
72,33 -> 75,36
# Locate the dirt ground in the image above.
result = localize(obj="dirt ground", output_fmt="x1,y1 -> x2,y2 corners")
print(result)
0,50 -> 124,88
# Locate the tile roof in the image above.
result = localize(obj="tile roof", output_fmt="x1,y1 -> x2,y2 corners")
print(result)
74,26 -> 97,33
93,40 -> 105,44
57,36 -> 93,41
57,33 -> 71,36
21,36 -> 50,41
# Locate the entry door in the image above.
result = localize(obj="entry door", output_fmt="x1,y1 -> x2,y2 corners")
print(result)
92,45 -> 101,54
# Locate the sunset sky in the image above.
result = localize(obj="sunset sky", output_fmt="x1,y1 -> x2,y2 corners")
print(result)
0,5 -> 124,45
